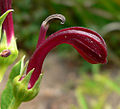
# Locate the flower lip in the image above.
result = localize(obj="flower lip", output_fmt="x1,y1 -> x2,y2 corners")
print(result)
48,28 -> 107,63
51,27 -> 107,48
71,37 -> 107,64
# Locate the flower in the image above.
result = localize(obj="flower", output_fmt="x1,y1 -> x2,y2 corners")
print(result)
11,14 -> 107,103
0,0 -> 18,81
26,14 -> 107,88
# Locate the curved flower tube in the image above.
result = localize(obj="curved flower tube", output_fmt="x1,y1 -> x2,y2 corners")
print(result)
26,14 -> 107,88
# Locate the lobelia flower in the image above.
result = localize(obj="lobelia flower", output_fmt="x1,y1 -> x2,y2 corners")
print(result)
0,0 -> 18,81
27,14 -> 107,88
12,14 -> 107,103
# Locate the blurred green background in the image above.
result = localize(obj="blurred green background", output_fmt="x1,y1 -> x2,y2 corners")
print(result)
12,0 -> 120,109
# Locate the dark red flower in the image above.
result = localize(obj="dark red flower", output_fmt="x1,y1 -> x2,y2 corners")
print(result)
26,14 -> 107,88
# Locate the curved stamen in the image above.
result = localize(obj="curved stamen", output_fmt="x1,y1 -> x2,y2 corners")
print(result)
42,14 -> 66,27
36,14 -> 66,48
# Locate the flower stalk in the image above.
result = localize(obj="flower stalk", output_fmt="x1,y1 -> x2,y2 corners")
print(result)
8,98 -> 21,109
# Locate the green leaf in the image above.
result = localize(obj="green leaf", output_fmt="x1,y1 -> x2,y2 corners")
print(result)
1,56 -> 25,109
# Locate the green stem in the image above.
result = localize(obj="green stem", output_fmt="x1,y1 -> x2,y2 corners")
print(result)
0,66 -> 7,82
8,98 -> 21,109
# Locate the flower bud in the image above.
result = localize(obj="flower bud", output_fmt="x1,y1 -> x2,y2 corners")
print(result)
0,10 -> 18,81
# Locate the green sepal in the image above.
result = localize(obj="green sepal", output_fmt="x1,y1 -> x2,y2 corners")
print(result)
0,9 -> 14,40
0,9 -> 14,26
1,56 -> 25,109
20,68 -> 34,87
13,71 -> 43,102
0,10 -> 18,82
